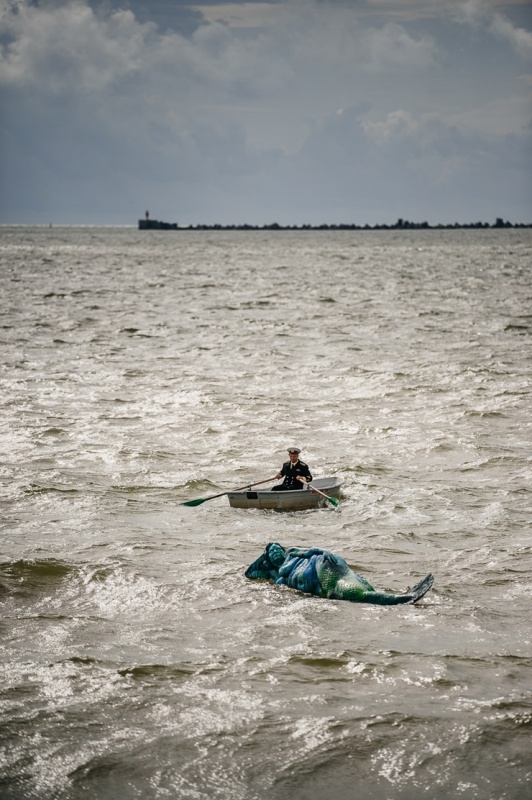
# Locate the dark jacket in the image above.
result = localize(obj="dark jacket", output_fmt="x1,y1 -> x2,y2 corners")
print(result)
280,459 -> 313,489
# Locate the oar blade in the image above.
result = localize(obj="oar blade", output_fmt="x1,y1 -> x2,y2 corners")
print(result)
180,497 -> 208,507
311,486 -> 341,508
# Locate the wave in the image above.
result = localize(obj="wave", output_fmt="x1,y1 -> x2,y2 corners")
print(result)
24,484 -> 82,495
0,558 -> 74,599
0,559 -> 173,617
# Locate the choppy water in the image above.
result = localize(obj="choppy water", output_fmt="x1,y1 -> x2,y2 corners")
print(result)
1,226 -> 531,800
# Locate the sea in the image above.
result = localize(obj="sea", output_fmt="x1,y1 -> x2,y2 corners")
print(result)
0,225 -> 531,800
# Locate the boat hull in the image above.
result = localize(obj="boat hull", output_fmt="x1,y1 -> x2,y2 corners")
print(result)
227,478 -> 343,510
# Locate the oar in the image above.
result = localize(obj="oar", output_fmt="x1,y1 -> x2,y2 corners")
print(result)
310,484 -> 340,508
180,476 -> 278,507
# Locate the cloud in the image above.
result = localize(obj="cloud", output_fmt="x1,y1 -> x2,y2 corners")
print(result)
489,12 -> 532,60
455,0 -> 532,60
0,2 -> 156,91
364,22 -> 437,72
361,108 -> 419,142
0,0 -> 438,142
280,104 -> 532,223
0,0 -> 530,224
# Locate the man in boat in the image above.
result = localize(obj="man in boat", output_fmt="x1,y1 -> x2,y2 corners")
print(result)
272,447 -> 313,491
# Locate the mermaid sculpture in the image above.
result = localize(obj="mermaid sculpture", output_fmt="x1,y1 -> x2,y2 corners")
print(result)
245,543 -> 434,605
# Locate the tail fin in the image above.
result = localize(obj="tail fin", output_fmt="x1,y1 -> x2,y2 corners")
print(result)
409,573 -> 434,604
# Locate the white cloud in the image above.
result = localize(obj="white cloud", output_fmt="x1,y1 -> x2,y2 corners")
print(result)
364,22 -> 437,72
284,103 -> 531,222
454,0 -> 532,60
449,93 -> 532,137
361,109 -> 419,142
0,2 -> 155,91
489,13 -> 532,60
454,0 -> 487,26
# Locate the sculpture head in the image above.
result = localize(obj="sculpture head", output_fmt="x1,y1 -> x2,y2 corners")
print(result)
245,542 -> 286,581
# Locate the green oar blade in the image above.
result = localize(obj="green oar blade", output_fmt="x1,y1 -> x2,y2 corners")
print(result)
311,486 -> 340,507
180,497 -> 208,507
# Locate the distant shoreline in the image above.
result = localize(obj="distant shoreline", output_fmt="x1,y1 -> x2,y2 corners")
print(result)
139,218 -> 531,231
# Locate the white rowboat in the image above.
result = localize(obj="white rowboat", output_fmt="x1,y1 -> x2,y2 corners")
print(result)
227,477 -> 343,511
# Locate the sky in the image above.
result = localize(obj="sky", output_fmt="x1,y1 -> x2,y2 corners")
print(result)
0,0 -> 531,225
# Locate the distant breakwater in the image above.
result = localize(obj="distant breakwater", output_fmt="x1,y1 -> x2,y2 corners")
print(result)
139,217 -> 530,231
